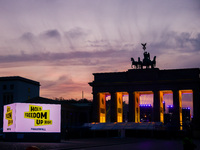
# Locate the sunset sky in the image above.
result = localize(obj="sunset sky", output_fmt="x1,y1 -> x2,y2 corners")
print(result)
0,0 -> 199,100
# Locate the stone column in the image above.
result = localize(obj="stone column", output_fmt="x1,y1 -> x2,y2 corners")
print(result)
92,92 -> 99,122
128,91 -> 135,122
153,90 -> 160,122
128,91 -> 140,122
135,92 -> 140,123
193,87 -> 200,131
111,92 -> 117,122
153,90 -> 164,123
172,89 -> 181,130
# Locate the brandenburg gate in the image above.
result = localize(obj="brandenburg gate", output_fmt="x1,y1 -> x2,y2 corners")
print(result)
89,44 -> 200,134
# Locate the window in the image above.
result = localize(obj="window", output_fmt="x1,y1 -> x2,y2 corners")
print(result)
3,95 -> 6,105
3,93 -> 14,105
3,85 -> 7,90
7,95 -> 10,104
10,84 -> 14,90
11,95 -> 13,103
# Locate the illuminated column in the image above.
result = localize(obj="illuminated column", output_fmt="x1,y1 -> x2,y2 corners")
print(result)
160,91 -> 164,123
157,91 -> 165,123
98,93 -> 106,123
116,92 -> 123,122
134,92 -> 140,123
179,91 -> 183,130
193,87 -> 200,131
172,90 -> 182,130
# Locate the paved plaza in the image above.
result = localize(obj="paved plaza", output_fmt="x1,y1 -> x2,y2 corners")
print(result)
0,137 -> 200,150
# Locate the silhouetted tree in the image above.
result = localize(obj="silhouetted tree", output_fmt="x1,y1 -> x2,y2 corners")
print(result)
53,97 -> 92,103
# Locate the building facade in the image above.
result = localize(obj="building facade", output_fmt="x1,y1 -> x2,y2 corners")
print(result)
0,76 -> 40,127
89,68 -> 200,133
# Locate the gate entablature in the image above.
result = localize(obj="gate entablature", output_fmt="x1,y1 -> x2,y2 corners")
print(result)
90,68 -> 199,88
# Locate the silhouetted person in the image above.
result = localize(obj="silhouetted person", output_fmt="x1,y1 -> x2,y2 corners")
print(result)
183,136 -> 197,150
65,127 -> 70,140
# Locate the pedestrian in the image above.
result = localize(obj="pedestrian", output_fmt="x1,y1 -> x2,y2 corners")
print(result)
65,127 -> 70,140
183,136 -> 197,150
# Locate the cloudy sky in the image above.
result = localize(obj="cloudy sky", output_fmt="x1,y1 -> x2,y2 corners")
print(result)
0,0 -> 199,100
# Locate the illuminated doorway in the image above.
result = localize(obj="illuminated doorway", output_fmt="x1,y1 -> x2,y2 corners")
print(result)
162,91 -> 173,125
159,90 -> 173,123
123,94 -> 129,122
162,90 -> 193,130
139,91 -> 153,122
129,91 -> 153,123
180,90 -> 193,130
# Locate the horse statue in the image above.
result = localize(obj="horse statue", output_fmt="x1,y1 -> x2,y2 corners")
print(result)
131,57 -> 143,69
131,58 -> 138,69
141,55 -> 156,69
131,53 -> 156,69
131,43 -> 156,69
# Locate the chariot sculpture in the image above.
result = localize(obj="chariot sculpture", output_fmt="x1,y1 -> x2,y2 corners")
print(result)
131,43 -> 156,69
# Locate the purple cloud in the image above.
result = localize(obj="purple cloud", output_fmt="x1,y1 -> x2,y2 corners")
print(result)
20,32 -> 35,41
65,27 -> 89,39
40,29 -> 61,41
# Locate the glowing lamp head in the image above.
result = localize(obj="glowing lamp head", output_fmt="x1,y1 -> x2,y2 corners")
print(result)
167,105 -> 173,108
140,104 -> 151,107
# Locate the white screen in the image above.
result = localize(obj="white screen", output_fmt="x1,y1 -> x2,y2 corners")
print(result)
3,103 -> 61,133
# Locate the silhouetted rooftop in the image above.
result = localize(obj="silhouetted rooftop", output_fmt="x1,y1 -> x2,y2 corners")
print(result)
25,96 -> 60,104
0,76 -> 40,86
